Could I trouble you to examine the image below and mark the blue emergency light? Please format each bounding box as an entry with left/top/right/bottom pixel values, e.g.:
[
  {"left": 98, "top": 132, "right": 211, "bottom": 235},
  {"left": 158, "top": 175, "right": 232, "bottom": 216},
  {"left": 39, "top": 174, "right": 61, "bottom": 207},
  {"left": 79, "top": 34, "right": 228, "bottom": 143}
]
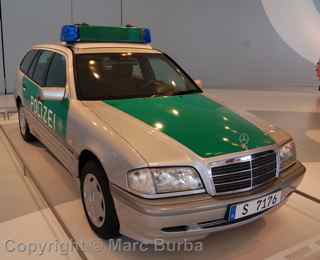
[
  {"left": 60, "top": 24, "right": 152, "bottom": 44},
  {"left": 60, "top": 25, "right": 79, "bottom": 43}
]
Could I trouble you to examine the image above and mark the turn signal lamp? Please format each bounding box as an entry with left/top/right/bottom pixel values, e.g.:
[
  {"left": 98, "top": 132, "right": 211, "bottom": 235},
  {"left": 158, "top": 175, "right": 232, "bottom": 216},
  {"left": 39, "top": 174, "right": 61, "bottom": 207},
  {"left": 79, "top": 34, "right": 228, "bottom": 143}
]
[{"left": 60, "top": 24, "right": 152, "bottom": 44}]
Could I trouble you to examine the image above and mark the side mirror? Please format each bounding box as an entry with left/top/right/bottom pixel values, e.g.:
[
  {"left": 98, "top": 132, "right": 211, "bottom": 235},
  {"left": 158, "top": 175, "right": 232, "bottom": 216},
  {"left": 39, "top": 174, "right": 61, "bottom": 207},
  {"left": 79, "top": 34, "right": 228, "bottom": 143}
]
[
  {"left": 38, "top": 87, "right": 66, "bottom": 101},
  {"left": 194, "top": 79, "right": 204, "bottom": 89}
]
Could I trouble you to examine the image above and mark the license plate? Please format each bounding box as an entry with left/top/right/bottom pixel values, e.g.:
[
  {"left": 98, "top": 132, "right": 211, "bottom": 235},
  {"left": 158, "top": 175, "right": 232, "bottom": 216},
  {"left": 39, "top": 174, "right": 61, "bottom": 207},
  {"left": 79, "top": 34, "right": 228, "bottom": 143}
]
[{"left": 229, "top": 191, "right": 282, "bottom": 221}]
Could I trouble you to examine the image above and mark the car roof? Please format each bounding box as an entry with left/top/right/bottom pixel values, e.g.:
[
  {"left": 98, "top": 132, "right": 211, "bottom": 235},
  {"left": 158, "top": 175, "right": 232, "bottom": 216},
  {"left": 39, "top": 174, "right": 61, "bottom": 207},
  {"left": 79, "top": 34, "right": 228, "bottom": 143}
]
[
  {"left": 32, "top": 43, "right": 160, "bottom": 54},
  {"left": 32, "top": 43, "right": 70, "bottom": 53}
]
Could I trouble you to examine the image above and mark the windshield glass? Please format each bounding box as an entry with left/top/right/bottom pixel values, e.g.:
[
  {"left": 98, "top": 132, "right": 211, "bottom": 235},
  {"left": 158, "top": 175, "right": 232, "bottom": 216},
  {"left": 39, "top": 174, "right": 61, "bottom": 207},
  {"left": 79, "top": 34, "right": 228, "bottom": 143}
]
[{"left": 75, "top": 52, "right": 201, "bottom": 100}]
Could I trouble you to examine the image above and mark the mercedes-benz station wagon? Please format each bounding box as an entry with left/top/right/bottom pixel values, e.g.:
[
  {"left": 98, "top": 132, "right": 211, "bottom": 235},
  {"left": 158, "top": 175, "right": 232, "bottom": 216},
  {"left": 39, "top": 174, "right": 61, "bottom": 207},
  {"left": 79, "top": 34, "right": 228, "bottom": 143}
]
[{"left": 15, "top": 24, "right": 305, "bottom": 243}]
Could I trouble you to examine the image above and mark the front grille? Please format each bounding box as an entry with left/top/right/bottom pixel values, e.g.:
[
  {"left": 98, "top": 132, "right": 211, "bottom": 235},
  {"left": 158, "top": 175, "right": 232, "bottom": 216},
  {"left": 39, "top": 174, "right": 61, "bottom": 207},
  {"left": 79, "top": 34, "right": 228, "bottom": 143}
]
[{"left": 212, "top": 150, "right": 278, "bottom": 194}]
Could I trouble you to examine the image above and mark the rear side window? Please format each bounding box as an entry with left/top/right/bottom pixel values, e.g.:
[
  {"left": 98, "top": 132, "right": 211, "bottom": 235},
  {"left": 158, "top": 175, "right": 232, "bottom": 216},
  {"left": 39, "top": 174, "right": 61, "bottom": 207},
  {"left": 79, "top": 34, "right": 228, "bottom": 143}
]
[
  {"left": 27, "top": 51, "right": 40, "bottom": 79},
  {"left": 20, "top": 50, "right": 37, "bottom": 74},
  {"left": 45, "top": 53, "right": 67, "bottom": 88},
  {"left": 32, "top": 51, "right": 54, "bottom": 85}
]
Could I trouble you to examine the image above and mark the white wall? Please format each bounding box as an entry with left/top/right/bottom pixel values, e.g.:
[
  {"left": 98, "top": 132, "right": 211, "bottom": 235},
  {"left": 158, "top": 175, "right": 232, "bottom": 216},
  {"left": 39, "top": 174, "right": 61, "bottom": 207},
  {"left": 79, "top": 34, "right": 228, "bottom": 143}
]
[
  {"left": 72, "top": 0, "right": 120, "bottom": 25},
  {"left": 262, "top": 0, "right": 320, "bottom": 63},
  {"left": 1, "top": 0, "right": 120, "bottom": 94},
  {"left": 0, "top": 0, "right": 318, "bottom": 94},
  {"left": 124, "top": 0, "right": 316, "bottom": 88},
  {"left": 2, "top": 0, "right": 70, "bottom": 94}
]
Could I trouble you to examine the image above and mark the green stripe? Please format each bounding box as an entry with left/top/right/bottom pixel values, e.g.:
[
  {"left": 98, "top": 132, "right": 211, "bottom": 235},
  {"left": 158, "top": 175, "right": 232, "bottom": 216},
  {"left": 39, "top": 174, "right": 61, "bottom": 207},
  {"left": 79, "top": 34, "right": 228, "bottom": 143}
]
[
  {"left": 103, "top": 94, "right": 275, "bottom": 158},
  {"left": 22, "top": 77, "right": 69, "bottom": 138},
  {"left": 79, "top": 26, "right": 144, "bottom": 43}
]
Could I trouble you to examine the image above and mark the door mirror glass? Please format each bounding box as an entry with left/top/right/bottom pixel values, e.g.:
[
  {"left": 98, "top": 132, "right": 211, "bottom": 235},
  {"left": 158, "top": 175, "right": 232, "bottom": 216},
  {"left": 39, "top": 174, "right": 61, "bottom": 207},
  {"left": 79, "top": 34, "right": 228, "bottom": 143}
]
[
  {"left": 194, "top": 79, "right": 204, "bottom": 89},
  {"left": 39, "top": 87, "right": 66, "bottom": 101}
]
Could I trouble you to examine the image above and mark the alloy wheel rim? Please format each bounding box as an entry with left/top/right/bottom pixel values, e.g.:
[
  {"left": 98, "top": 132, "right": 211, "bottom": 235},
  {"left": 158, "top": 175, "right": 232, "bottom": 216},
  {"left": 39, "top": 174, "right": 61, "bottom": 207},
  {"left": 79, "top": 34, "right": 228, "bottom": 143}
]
[{"left": 83, "top": 173, "right": 106, "bottom": 228}]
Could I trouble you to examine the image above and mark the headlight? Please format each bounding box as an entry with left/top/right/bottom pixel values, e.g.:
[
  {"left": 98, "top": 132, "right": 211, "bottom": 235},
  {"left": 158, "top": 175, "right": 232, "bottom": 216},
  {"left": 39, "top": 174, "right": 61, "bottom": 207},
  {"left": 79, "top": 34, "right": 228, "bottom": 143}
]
[
  {"left": 279, "top": 141, "right": 296, "bottom": 171},
  {"left": 127, "top": 167, "right": 204, "bottom": 197}
]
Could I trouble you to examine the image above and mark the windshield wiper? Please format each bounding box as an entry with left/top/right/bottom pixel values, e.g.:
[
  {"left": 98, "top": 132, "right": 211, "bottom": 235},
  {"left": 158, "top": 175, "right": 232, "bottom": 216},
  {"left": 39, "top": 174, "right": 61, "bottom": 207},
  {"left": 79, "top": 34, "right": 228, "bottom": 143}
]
[{"left": 173, "top": 89, "right": 201, "bottom": 96}]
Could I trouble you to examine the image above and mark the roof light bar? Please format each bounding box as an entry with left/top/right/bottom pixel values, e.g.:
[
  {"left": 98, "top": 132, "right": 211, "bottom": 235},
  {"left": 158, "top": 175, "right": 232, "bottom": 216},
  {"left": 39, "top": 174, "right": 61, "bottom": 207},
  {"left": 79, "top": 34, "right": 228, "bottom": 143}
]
[{"left": 60, "top": 24, "right": 152, "bottom": 44}]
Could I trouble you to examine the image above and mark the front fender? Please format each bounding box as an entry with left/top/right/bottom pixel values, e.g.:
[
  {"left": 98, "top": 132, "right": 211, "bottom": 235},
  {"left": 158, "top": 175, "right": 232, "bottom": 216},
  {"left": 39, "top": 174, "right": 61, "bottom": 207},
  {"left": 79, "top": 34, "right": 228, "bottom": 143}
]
[{"left": 67, "top": 100, "right": 147, "bottom": 188}]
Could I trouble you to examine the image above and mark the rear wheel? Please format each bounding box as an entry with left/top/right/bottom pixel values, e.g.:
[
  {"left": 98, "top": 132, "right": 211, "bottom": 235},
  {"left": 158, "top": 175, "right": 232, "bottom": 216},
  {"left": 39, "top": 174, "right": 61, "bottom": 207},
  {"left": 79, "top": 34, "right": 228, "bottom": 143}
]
[
  {"left": 80, "top": 160, "right": 120, "bottom": 239},
  {"left": 18, "top": 105, "right": 35, "bottom": 142}
]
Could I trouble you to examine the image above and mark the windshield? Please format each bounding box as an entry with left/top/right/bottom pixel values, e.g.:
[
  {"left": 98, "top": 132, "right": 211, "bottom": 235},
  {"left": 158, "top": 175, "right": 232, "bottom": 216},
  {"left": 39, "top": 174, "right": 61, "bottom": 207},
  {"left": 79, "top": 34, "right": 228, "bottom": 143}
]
[{"left": 75, "top": 52, "right": 201, "bottom": 100}]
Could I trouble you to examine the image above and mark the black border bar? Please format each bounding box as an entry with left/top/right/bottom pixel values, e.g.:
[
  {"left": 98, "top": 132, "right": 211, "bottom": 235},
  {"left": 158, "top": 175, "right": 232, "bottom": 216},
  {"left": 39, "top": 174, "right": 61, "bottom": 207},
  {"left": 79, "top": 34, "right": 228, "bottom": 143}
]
[{"left": 0, "top": 0, "right": 7, "bottom": 95}]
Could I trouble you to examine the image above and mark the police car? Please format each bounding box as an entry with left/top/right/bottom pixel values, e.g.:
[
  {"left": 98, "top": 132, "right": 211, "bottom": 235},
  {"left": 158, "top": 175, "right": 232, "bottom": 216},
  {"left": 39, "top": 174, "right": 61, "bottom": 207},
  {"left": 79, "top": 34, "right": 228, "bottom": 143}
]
[{"left": 15, "top": 24, "right": 305, "bottom": 242}]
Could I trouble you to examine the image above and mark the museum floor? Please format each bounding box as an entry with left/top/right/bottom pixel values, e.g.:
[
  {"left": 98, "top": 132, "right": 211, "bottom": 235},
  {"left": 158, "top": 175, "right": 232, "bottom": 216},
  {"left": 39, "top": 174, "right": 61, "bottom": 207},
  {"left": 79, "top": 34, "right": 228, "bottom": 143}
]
[{"left": 0, "top": 87, "right": 319, "bottom": 260}]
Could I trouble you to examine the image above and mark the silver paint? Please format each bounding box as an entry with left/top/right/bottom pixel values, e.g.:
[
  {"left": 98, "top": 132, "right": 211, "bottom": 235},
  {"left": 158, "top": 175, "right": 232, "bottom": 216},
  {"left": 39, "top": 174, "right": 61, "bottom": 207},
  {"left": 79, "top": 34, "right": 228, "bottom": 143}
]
[
  {"left": 38, "top": 87, "right": 66, "bottom": 101},
  {"left": 15, "top": 43, "right": 304, "bottom": 242}
]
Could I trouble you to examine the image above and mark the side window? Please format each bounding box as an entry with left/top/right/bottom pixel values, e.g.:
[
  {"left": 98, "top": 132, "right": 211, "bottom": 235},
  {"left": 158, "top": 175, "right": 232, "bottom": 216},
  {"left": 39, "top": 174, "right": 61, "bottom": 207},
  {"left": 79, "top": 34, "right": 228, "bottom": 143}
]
[
  {"left": 20, "top": 50, "right": 37, "bottom": 74},
  {"left": 45, "top": 53, "right": 67, "bottom": 88},
  {"left": 27, "top": 51, "right": 40, "bottom": 79},
  {"left": 32, "top": 51, "right": 53, "bottom": 85}
]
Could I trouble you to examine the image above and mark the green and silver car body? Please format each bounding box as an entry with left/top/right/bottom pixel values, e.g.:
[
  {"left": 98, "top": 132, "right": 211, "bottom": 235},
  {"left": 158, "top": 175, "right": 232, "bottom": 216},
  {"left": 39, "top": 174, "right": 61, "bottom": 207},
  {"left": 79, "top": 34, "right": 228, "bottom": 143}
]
[{"left": 15, "top": 42, "right": 305, "bottom": 243}]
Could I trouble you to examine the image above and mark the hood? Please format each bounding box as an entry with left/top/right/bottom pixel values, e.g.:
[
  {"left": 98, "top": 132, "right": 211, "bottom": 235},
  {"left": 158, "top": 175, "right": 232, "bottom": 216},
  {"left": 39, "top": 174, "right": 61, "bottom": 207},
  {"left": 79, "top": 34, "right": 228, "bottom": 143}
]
[{"left": 99, "top": 94, "right": 275, "bottom": 158}]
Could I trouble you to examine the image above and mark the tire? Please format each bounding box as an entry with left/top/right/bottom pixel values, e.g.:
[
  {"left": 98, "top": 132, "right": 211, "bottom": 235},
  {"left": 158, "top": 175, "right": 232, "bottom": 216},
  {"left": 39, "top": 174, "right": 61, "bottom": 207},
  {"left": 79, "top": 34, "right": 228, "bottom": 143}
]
[
  {"left": 80, "top": 160, "right": 120, "bottom": 239},
  {"left": 18, "top": 105, "right": 36, "bottom": 142}
]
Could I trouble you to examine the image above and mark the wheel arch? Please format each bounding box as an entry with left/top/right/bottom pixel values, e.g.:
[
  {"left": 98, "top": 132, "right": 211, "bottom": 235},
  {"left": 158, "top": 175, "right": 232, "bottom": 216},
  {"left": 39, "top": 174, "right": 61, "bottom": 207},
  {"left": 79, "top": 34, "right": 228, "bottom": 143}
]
[
  {"left": 78, "top": 148, "right": 120, "bottom": 238},
  {"left": 78, "top": 149, "right": 105, "bottom": 179}
]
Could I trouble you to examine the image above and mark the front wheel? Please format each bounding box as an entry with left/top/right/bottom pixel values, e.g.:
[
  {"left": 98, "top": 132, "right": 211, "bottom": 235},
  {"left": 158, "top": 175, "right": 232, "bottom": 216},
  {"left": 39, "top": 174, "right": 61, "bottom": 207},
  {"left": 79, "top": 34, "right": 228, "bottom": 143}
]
[
  {"left": 80, "top": 160, "right": 120, "bottom": 239},
  {"left": 18, "top": 105, "right": 36, "bottom": 142}
]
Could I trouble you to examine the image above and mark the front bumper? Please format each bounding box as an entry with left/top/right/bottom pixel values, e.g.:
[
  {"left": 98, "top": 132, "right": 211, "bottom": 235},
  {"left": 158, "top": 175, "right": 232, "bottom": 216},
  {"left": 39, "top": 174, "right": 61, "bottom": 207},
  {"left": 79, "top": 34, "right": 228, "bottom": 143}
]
[{"left": 111, "top": 161, "right": 305, "bottom": 243}]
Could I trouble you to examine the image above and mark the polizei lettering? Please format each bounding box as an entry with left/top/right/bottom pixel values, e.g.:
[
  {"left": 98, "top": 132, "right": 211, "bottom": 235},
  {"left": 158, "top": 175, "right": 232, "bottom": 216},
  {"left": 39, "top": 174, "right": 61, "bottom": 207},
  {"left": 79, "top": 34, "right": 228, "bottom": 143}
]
[{"left": 30, "top": 96, "right": 56, "bottom": 130}]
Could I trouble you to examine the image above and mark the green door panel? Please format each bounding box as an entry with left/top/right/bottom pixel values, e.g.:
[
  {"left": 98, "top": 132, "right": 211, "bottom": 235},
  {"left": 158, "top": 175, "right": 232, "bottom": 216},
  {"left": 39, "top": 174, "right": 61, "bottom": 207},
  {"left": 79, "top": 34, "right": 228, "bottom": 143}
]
[
  {"left": 104, "top": 94, "right": 275, "bottom": 158},
  {"left": 22, "top": 76, "right": 69, "bottom": 138}
]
